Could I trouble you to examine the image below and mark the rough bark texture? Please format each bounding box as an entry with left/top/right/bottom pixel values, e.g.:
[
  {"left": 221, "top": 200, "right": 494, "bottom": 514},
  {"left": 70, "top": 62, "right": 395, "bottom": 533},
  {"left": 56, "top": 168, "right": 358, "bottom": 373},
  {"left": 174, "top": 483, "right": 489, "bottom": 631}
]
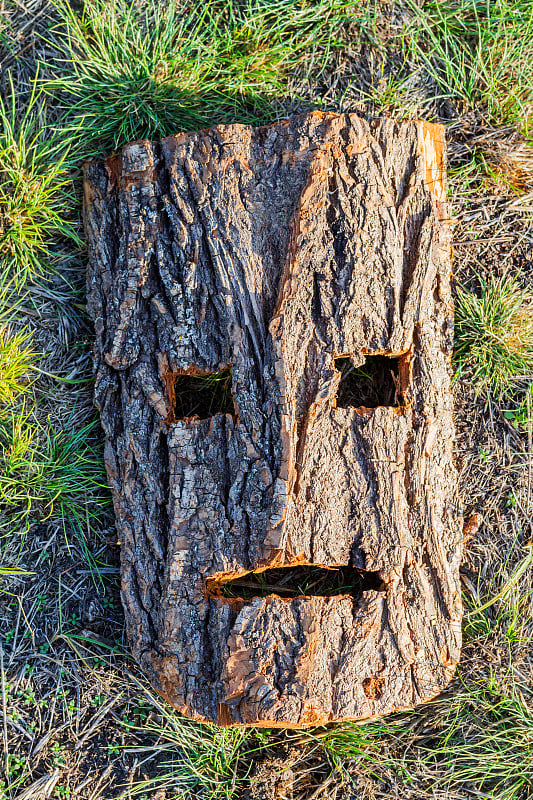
[{"left": 84, "top": 111, "right": 463, "bottom": 727}]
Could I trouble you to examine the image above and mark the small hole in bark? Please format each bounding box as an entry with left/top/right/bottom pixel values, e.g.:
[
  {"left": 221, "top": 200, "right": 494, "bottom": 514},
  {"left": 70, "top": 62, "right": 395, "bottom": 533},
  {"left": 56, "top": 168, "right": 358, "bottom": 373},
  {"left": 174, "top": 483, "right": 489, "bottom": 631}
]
[
  {"left": 335, "top": 355, "right": 400, "bottom": 408},
  {"left": 362, "top": 676, "right": 385, "bottom": 700},
  {"left": 206, "top": 565, "right": 385, "bottom": 601},
  {"left": 172, "top": 369, "right": 235, "bottom": 420}
]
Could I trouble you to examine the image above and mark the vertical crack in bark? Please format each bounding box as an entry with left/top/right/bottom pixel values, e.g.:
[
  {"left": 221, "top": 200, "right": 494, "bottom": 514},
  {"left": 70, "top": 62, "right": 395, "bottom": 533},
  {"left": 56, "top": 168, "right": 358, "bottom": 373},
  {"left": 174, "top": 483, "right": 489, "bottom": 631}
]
[
  {"left": 157, "top": 427, "right": 170, "bottom": 572},
  {"left": 400, "top": 199, "right": 433, "bottom": 317},
  {"left": 292, "top": 341, "right": 321, "bottom": 499}
]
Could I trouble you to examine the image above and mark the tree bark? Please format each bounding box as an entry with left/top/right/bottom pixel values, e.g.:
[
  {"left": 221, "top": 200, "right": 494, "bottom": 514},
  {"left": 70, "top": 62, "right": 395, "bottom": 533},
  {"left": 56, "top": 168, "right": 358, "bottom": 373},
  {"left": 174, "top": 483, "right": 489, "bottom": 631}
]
[{"left": 84, "top": 111, "right": 463, "bottom": 727}]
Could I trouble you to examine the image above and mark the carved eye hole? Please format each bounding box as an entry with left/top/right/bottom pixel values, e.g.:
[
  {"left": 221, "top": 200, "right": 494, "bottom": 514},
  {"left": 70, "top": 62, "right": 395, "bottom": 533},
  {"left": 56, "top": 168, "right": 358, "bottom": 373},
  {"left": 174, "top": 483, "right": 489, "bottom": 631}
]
[
  {"left": 205, "top": 565, "right": 385, "bottom": 601},
  {"left": 335, "top": 355, "right": 401, "bottom": 409},
  {"left": 171, "top": 368, "right": 235, "bottom": 421}
]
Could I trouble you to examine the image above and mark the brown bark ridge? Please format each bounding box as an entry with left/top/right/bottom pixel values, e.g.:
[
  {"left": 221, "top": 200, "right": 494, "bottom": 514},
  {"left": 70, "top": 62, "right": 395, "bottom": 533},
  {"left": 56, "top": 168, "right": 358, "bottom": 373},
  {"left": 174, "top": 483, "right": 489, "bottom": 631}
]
[{"left": 83, "top": 111, "right": 463, "bottom": 728}]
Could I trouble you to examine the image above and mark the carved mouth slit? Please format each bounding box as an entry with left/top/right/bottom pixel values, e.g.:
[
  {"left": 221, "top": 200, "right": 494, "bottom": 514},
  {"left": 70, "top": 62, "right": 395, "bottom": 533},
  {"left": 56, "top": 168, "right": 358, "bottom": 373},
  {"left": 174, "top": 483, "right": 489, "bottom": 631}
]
[
  {"left": 206, "top": 565, "right": 385, "bottom": 600},
  {"left": 171, "top": 368, "right": 235, "bottom": 420},
  {"left": 335, "top": 355, "right": 401, "bottom": 408}
]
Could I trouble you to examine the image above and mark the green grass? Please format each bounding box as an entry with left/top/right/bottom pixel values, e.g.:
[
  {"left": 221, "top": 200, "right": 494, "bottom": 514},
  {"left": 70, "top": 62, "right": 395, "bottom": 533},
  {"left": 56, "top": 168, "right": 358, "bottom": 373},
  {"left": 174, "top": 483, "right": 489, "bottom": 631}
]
[
  {"left": 297, "top": 716, "right": 401, "bottom": 779},
  {"left": 0, "top": 75, "right": 81, "bottom": 288},
  {"left": 45, "top": 0, "right": 359, "bottom": 151},
  {"left": 0, "top": 329, "right": 36, "bottom": 404},
  {"left": 0, "top": 409, "right": 109, "bottom": 559},
  {"left": 454, "top": 274, "right": 533, "bottom": 395},
  {"left": 0, "top": 13, "right": 15, "bottom": 57},
  {"left": 299, "top": 671, "right": 533, "bottom": 800},
  {"left": 406, "top": 0, "right": 533, "bottom": 134},
  {"left": 0, "top": 71, "right": 106, "bottom": 576},
  {"left": 408, "top": 562, "right": 533, "bottom": 799},
  {"left": 462, "top": 534, "right": 533, "bottom": 661},
  {"left": 410, "top": 676, "right": 533, "bottom": 800}
]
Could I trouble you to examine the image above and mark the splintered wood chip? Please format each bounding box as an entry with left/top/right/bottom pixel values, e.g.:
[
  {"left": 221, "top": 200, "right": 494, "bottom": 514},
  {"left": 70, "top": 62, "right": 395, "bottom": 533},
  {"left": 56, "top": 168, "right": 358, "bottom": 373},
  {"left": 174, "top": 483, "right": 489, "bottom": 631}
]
[{"left": 83, "top": 111, "right": 463, "bottom": 727}]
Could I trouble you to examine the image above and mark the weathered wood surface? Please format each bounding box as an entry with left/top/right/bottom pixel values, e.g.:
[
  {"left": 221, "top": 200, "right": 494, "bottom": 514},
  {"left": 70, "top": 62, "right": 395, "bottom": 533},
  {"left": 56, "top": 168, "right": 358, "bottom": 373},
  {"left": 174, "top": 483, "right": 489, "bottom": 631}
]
[{"left": 84, "top": 111, "right": 463, "bottom": 727}]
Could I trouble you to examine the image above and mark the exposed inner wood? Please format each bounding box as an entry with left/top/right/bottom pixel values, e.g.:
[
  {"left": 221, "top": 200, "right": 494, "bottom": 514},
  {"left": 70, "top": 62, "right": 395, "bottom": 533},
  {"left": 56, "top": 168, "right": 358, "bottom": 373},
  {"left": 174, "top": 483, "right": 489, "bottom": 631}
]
[
  {"left": 83, "top": 111, "right": 463, "bottom": 728},
  {"left": 205, "top": 565, "right": 386, "bottom": 601}
]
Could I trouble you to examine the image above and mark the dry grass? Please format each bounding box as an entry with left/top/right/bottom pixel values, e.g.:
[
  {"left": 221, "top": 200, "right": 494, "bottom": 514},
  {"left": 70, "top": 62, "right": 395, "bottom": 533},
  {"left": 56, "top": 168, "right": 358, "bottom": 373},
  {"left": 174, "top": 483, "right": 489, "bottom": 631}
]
[{"left": 1, "top": 0, "right": 533, "bottom": 798}]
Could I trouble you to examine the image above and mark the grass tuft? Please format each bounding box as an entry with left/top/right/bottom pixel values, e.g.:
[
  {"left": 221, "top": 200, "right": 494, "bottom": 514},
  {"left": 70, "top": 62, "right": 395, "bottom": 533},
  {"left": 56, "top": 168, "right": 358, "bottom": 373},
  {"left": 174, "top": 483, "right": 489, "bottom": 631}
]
[
  {"left": 0, "top": 74, "right": 81, "bottom": 287},
  {"left": 0, "top": 328, "right": 36, "bottom": 404},
  {"left": 454, "top": 274, "right": 533, "bottom": 395},
  {"left": 413, "top": 677, "right": 533, "bottom": 800},
  {"left": 0, "top": 409, "right": 109, "bottom": 560},
  {"left": 407, "top": 0, "right": 533, "bottom": 133},
  {"left": 296, "top": 717, "right": 400, "bottom": 779},
  {"left": 483, "top": 143, "right": 533, "bottom": 194},
  {"left": 45, "top": 0, "right": 358, "bottom": 151}
]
